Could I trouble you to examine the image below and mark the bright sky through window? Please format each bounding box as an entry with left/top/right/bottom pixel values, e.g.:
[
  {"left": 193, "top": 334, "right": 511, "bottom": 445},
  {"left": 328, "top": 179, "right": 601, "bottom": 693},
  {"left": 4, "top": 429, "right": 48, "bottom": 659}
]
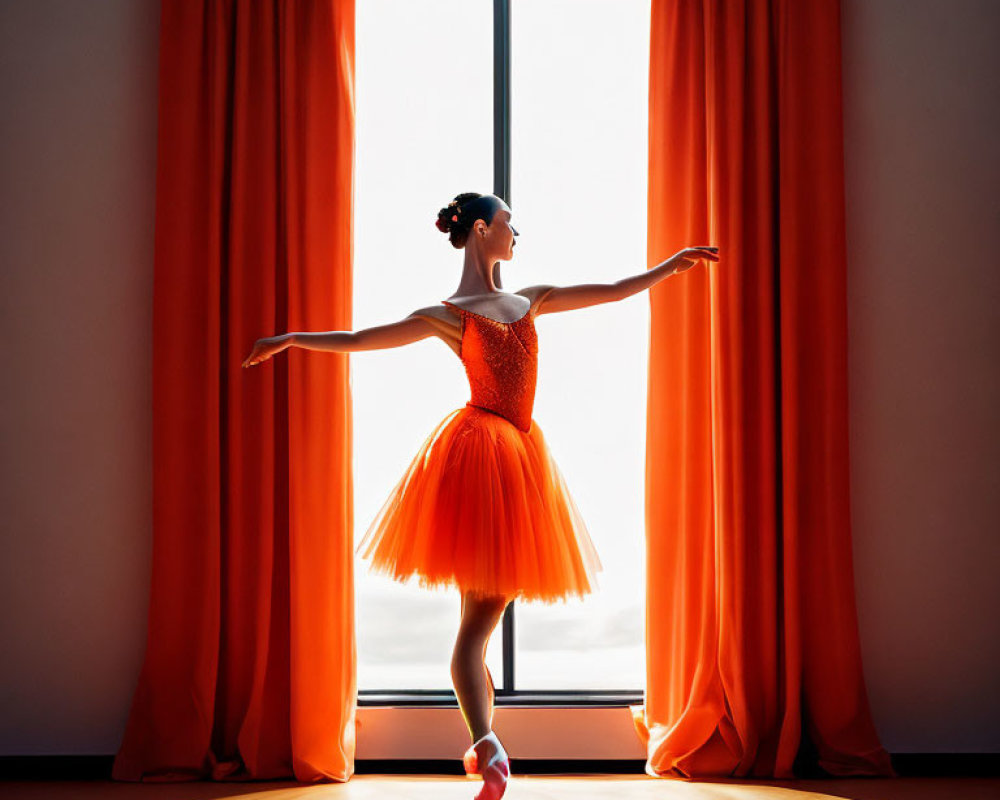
[{"left": 354, "top": 0, "right": 650, "bottom": 693}]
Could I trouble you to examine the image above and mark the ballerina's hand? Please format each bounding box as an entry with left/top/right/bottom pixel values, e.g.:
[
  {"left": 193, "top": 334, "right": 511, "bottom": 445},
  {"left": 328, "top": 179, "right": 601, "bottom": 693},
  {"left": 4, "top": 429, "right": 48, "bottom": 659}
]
[
  {"left": 242, "top": 334, "right": 291, "bottom": 368},
  {"left": 669, "top": 246, "right": 720, "bottom": 275}
]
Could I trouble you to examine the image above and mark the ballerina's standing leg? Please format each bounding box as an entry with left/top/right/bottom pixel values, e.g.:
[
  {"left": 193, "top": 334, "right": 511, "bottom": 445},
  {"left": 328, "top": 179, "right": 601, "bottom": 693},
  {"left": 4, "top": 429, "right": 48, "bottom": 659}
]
[
  {"left": 452, "top": 590, "right": 507, "bottom": 738},
  {"left": 452, "top": 590, "right": 512, "bottom": 798}
]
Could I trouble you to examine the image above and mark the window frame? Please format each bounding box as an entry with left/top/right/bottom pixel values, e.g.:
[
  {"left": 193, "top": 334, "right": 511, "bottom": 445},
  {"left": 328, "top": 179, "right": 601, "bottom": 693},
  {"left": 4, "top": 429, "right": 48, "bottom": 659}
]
[{"left": 357, "top": 0, "right": 642, "bottom": 710}]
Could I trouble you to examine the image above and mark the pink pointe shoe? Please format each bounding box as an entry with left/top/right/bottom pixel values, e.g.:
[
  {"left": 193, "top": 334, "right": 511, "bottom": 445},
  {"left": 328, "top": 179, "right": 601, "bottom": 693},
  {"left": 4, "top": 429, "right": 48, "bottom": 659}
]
[{"left": 462, "top": 730, "right": 510, "bottom": 800}]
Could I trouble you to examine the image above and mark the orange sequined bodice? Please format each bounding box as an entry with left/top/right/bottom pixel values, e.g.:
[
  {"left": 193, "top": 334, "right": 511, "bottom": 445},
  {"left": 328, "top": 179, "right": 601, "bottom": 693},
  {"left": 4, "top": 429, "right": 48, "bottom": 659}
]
[{"left": 442, "top": 300, "right": 538, "bottom": 433}]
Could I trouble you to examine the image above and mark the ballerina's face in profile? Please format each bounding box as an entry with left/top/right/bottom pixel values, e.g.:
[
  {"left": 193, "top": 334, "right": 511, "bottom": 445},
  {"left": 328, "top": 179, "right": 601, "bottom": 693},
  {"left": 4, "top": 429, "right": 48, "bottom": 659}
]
[{"left": 468, "top": 196, "right": 519, "bottom": 264}]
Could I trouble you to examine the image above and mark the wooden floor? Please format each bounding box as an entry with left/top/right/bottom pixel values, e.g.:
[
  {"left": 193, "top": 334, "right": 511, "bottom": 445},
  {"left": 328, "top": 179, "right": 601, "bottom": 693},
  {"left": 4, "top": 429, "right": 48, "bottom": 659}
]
[{"left": 2, "top": 775, "right": 998, "bottom": 800}]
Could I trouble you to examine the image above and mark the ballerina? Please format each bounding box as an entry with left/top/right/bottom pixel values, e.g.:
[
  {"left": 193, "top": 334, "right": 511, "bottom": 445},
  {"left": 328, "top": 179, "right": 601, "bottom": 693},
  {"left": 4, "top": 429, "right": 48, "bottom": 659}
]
[{"left": 243, "top": 191, "right": 719, "bottom": 799}]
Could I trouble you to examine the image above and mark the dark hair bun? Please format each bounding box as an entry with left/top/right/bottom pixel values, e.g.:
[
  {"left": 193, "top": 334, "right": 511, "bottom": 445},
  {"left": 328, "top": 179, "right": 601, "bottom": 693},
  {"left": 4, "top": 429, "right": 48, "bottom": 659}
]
[
  {"left": 435, "top": 193, "right": 484, "bottom": 249},
  {"left": 434, "top": 209, "right": 455, "bottom": 234}
]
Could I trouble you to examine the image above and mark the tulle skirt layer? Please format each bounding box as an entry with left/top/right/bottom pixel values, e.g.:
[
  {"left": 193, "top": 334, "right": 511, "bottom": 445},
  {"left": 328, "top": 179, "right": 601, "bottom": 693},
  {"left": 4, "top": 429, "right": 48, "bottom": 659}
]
[{"left": 356, "top": 404, "right": 603, "bottom": 604}]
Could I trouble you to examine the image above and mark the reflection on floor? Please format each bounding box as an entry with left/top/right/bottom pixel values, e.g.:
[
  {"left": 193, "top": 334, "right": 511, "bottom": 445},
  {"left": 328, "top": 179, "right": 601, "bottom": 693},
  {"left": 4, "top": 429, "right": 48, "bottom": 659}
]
[{"left": 2, "top": 775, "right": 999, "bottom": 800}]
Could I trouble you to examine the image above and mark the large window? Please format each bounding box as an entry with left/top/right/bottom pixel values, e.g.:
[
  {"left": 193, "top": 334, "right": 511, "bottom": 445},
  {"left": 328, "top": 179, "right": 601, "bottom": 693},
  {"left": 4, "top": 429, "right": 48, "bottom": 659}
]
[{"left": 355, "top": 0, "right": 651, "bottom": 699}]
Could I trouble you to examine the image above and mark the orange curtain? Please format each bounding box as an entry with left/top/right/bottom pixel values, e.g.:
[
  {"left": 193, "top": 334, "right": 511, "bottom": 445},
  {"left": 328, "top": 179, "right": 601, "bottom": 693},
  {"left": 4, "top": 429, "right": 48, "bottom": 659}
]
[
  {"left": 630, "top": 0, "right": 896, "bottom": 779},
  {"left": 113, "top": 0, "right": 357, "bottom": 783}
]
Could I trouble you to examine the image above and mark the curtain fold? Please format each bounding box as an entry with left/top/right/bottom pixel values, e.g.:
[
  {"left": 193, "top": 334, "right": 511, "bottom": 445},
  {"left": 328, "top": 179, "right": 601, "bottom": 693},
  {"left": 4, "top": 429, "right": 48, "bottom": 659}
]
[
  {"left": 630, "top": 0, "right": 896, "bottom": 779},
  {"left": 112, "top": 0, "right": 357, "bottom": 782}
]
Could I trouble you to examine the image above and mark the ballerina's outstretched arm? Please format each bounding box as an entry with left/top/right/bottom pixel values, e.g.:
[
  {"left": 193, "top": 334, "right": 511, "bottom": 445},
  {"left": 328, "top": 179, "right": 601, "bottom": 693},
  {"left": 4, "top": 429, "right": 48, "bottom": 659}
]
[
  {"left": 241, "top": 311, "right": 443, "bottom": 368},
  {"left": 521, "top": 245, "right": 720, "bottom": 317}
]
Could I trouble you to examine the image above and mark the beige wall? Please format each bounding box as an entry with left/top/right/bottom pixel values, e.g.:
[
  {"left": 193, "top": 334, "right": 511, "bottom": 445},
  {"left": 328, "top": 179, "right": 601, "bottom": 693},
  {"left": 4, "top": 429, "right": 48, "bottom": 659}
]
[
  {"left": 0, "top": 1, "right": 159, "bottom": 755},
  {"left": 842, "top": 0, "right": 1000, "bottom": 752},
  {"left": 0, "top": 0, "right": 996, "bottom": 756}
]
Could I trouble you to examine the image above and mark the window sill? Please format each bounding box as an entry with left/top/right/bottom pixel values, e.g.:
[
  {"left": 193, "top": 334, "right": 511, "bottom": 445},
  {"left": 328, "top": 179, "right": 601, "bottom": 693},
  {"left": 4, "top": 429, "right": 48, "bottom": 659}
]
[{"left": 356, "top": 700, "right": 648, "bottom": 760}]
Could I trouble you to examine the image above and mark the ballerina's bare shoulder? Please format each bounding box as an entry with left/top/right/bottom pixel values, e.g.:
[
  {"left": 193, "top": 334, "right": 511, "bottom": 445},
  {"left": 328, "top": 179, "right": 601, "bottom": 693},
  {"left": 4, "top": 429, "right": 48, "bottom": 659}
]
[{"left": 406, "top": 287, "right": 552, "bottom": 356}]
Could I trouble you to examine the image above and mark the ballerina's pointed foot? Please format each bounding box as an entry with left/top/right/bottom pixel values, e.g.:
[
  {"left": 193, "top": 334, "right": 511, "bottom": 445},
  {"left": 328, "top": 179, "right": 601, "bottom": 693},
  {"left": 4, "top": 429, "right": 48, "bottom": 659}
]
[{"left": 463, "top": 730, "right": 510, "bottom": 800}]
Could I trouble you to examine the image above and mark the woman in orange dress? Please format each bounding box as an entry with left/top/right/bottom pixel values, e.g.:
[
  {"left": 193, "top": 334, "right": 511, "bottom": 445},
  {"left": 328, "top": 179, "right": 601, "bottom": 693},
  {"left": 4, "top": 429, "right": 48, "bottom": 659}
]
[{"left": 243, "top": 192, "right": 718, "bottom": 799}]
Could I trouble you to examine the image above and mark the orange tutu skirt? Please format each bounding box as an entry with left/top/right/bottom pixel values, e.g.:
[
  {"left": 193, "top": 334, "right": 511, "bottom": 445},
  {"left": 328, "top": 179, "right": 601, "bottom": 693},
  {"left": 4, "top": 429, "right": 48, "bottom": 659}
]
[{"left": 356, "top": 405, "right": 603, "bottom": 604}]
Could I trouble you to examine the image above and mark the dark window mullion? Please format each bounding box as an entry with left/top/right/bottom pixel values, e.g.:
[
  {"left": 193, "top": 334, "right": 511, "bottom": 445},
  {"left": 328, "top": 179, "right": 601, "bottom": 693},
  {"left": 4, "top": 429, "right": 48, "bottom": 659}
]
[{"left": 493, "top": 0, "right": 516, "bottom": 695}]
